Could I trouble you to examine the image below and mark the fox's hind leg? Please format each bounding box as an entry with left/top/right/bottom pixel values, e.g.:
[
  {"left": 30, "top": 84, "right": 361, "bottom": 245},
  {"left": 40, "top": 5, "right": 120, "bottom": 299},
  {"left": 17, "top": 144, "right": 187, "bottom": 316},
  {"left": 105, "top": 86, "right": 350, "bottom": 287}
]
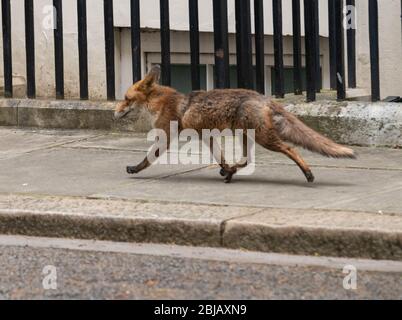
[
  {"left": 276, "top": 145, "right": 315, "bottom": 183},
  {"left": 257, "top": 132, "right": 314, "bottom": 183}
]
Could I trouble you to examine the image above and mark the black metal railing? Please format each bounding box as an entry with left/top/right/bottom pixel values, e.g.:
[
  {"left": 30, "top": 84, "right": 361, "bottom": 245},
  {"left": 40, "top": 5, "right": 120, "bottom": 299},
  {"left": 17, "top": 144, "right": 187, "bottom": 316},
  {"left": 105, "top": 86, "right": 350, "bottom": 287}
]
[
  {"left": 104, "top": 0, "right": 115, "bottom": 100},
  {"left": 131, "top": 0, "right": 141, "bottom": 84},
  {"left": 77, "top": 0, "right": 89, "bottom": 100},
  {"left": 254, "top": 0, "right": 265, "bottom": 95},
  {"left": 54, "top": 0, "right": 64, "bottom": 99},
  {"left": 369, "top": 0, "right": 380, "bottom": 102},
  {"left": 212, "top": 0, "right": 230, "bottom": 89},
  {"left": 346, "top": 0, "right": 356, "bottom": 89},
  {"left": 24, "top": 0, "right": 35, "bottom": 99},
  {"left": 189, "top": 0, "right": 200, "bottom": 91},
  {"left": 291, "top": 0, "right": 302, "bottom": 96},
  {"left": 334, "top": 0, "right": 346, "bottom": 100},
  {"left": 0, "top": 0, "right": 385, "bottom": 102},
  {"left": 235, "top": 0, "right": 253, "bottom": 91}
]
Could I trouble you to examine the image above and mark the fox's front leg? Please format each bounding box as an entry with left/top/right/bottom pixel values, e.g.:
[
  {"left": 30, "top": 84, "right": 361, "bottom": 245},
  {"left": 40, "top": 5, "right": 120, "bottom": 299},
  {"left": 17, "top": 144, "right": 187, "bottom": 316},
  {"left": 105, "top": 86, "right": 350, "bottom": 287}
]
[
  {"left": 127, "top": 133, "right": 170, "bottom": 175},
  {"left": 126, "top": 152, "right": 152, "bottom": 174},
  {"left": 204, "top": 137, "right": 236, "bottom": 183},
  {"left": 220, "top": 133, "right": 253, "bottom": 176},
  {"left": 217, "top": 133, "right": 254, "bottom": 183}
]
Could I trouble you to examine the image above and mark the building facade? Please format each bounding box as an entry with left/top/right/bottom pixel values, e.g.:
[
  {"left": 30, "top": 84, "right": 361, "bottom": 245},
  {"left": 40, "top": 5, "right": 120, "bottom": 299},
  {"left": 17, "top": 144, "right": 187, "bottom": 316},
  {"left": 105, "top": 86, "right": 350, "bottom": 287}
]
[{"left": 0, "top": 0, "right": 401, "bottom": 100}]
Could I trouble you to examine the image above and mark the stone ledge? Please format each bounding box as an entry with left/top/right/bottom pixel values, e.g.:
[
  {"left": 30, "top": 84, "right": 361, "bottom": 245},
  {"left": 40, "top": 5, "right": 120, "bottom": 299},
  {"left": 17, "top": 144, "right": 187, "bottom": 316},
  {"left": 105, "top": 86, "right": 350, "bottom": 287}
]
[
  {"left": 0, "top": 194, "right": 401, "bottom": 261},
  {"left": 285, "top": 101, "right": 402, "bottom": 147},
  {"left": 0, "top": 98, "right": 152, "bottom": 132},
  {"left": 0, "top": 98, "right": 401, "bottom": 147},
  {"left": 0, "top": 99, "right": 19, "bottom": 126}
]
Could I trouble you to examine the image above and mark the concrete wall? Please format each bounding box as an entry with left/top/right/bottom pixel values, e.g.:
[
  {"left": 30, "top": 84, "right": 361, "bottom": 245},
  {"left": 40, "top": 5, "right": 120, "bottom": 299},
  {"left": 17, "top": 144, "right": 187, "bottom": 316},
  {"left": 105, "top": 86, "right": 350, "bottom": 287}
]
[
  {"left": 0, "top": 0, "right": 108, "bottom": 99},
  {"left": 0, "top": 0, "right": 330, "bottom": 100},
  {"left": 114, "top": 0, "right": 329, "bottom": 36},
  {"left": 355, "top": 0, "right": 402, "bottom": 99}
]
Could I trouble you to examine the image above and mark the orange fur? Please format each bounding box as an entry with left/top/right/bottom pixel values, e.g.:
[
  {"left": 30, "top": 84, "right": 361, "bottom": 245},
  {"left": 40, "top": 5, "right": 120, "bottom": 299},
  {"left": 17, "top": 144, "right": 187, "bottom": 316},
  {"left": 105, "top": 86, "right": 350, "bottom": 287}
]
[{"left": 115, "top": 65, "right": 355, "bottom": 183}]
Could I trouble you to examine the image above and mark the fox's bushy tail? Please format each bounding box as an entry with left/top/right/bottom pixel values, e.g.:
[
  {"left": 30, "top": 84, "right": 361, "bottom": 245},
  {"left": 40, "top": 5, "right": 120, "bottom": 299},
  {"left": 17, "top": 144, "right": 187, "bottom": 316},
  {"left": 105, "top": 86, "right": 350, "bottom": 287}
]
[{"left": 270, "top": 102, "right": 356, "bottom": 159}]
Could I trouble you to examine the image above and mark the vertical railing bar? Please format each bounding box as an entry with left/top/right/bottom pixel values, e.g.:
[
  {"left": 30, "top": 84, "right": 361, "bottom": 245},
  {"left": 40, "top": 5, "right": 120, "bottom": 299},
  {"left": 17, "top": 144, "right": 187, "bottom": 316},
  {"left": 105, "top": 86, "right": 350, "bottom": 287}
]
[
  {"left": 292, "top": 0, "right": 302, "bottom": 95},
  {"left": 346, "top": 0, "right": 356, "bottom": 88},
  {"left": 243, "top": 0, "right": 253, "bottom": 90},
  {"left": 160, "top": 0, "right": 171, "bottom": 86},
  {"left": 235, "top": 0, "right": 253, "bottom": 90},
  {"left": 77, "top": 0, "right": 88, "bottom": 100},
  {"left": 273, "top": 0, "right": 284, "bottom": 98},
  {"left": 235, "top": 0, "right": 243, "bottom": 87},
  {"left": 53, "top": 0, "right": 64, "bottom": 99},
  {"left": 334, "top": 0, "right": 345, "bottom": 100},
  {"left": 24, "top": 0, "right": 36, "bottom": 98},
  {"left": 254, "top": 0, "right": 265, "bottom": 95},
  {"left": 212, "top": 0, "right": 230, "bottom": 89},
  {"left": 369, "top": 0, "right": 380, "bottom": 101},
  {"left": 304, "top": 0, "right": 316, "bottom": 102},
  {"left": 328, "top": 0, "right": 337, "bottom": 90},
  {"left": 1, "top": 0, "right": 12, "bottom": 98},
  {"left": 103, "top": 0, "right": 115, "bottom": 100},
  {"left": 131, "top": 0, "right": 141, "bottom": 83},
  {"left": 189, "top": 0, "right": 200, "bottom": 90},
  {"left": 313, "top": 0, "right": 321, "bottom": 93}
]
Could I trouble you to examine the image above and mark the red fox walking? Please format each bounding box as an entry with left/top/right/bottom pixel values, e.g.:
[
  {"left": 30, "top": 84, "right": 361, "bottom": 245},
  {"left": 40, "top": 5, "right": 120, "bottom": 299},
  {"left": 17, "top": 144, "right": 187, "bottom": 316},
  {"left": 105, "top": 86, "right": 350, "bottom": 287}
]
[{"left": 115, "top": 65, "right": 355, "bottom": 183}]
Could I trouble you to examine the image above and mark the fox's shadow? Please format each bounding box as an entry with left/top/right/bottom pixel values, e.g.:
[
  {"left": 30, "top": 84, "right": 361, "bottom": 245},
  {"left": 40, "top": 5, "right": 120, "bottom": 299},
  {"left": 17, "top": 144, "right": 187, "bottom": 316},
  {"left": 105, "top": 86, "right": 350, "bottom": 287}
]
[{"left": 128, "top": 174, "right": 355, "bottom": 188}]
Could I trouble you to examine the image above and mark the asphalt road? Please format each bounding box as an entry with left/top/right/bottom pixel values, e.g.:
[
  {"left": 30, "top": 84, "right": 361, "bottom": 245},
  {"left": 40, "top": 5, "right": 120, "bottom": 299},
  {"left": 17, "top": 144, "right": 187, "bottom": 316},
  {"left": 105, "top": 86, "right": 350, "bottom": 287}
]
[{"left": 0, "top": 236, "right": 401, "bottom": 300}]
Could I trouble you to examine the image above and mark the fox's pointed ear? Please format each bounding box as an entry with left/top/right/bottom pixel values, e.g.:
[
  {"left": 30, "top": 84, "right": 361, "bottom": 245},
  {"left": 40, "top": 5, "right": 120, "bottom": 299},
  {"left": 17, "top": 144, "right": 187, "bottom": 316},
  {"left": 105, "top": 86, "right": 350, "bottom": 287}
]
[{"left": 143, "top": 65, "right": 161, "bottom": 88}]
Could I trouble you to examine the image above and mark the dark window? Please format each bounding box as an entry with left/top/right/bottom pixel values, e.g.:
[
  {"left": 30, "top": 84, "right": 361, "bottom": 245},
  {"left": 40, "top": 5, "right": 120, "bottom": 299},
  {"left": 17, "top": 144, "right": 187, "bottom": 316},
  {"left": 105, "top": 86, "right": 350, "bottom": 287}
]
[
  {"left": 170, "top": 64, "right": 207, "bottom": 94},
  {"left": 213, "top": 65, "right": 257, "bottom": 90},
  {"left": 271, "top": 67, "right": 322, "bottom": 94}
]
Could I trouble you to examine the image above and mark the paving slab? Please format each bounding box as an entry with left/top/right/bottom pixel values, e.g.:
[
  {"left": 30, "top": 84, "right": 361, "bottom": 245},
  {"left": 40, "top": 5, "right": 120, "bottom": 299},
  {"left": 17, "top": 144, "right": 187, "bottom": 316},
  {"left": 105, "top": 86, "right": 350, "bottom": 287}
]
[
  {"left": 97, "top": 164, "right": 402, "bottom": 214},
  {"left": 65, "top": 132, "right": 152, "bottom": 152},
  {"left": 0, "top": 127, "right": 102, "bottom": 160},
  {"left": 0, "top": 147, "right": 205, "bottom": 196},
  {"left": 255, "top": 145, "right": 402, "bottom": 171}
]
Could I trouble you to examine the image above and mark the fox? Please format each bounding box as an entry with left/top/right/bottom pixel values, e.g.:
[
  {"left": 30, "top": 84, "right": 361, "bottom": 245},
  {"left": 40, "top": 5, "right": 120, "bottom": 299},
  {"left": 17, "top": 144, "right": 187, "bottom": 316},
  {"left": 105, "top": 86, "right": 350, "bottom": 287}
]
[{"left": 114, "top": 65, "right": 356, "bottom": 183}]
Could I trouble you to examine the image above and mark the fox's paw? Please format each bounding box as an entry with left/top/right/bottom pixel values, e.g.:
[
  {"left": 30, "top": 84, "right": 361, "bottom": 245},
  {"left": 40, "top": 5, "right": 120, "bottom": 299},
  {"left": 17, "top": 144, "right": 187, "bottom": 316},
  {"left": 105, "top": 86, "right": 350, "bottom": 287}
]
[
  {"left": 305, "top": 171, "right": 315, "bottom": 183},
  {"left": 220, "top": 168, "right": 237, "bottom": 184},
  {"left": 224, "top": 173, "right": 235, "bottom": 184},
  {"left": 127, "top": 166, "right": 140, "bottom": 174}
]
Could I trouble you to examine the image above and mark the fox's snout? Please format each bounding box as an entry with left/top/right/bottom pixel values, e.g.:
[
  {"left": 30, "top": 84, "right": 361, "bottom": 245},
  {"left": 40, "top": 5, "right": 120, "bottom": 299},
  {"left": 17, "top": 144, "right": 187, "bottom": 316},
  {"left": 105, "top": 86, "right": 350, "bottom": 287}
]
[
  {"left": 114, "top": 101, "right": 131, "bottom": 120},
  {"left": 114, "top": 109, "right": 130, "bottom": 120}
]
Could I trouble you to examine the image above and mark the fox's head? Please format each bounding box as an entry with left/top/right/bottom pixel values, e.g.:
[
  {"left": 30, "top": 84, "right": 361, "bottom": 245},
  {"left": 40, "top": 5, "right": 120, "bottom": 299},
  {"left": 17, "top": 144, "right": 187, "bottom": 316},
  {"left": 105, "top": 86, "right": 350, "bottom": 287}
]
[{"left": 114, "top": 65, "right": 161, "bottom": 120}]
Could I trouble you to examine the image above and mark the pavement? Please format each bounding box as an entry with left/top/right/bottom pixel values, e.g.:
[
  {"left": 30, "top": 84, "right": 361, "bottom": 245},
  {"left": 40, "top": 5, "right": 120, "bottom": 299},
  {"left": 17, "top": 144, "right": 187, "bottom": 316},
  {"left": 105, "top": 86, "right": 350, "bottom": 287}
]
[
  {"left": 0, "top": 127, "right": 402, "bottom": 260},
  {"left": 0, "top": 235, "right": 401, "bottom": 300}
]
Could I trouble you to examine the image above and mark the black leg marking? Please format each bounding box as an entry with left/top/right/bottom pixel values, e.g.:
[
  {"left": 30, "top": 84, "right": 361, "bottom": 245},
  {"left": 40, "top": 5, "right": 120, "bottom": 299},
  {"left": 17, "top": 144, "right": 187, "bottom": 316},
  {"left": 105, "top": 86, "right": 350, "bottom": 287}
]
[
  {"left": 127, "top": 166, "right": 140, "bottom": 174},
  {"left": 224, "top": 171, "right": 235, "bottom": 183},
  {"left": 305, "top": 171, "right": 315, "bottom": 183}
]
